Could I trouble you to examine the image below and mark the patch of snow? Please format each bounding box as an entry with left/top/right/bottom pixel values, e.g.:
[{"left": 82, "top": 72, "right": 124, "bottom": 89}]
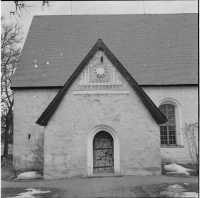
[
  {"left": 8, "top": 176, "right": 16, "bottom": 179},
  {"left": 167, "top": 184, "right": 184, "bottom": 189},
  {"left": 35, "top": 65, "right": 37, "bottom": 67},
  {"left": 180, "top": 192, "right": 198, "bottom": 198},
  {"left": 164, "top": 163, "right": 194, "bottom": 175},
  {"left": 10, "top": 188, "right": 50, "bottom": 198},
  {"left": 162, "top": 184, "right": 198, "bottom": 198},
  {"left": 166, "top": 184, "right": 186, "bottom": 193},
  {"left": 47, "top": 62, "right": 49, "bottom": 64},
  {"left": 183, "top": 183, "right": 190, "bottom": 185},
  {"left": 15, "top": 171, "right": 42, "bottom": 180}
]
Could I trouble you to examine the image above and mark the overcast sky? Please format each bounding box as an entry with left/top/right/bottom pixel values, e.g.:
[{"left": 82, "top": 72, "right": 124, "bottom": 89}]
[{"left": 1, "top": 1, "right": 198, "bottom": 44}]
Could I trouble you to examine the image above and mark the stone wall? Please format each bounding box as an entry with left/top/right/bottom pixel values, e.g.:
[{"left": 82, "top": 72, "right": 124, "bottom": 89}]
[
  {"left": 13, "top": 89, "right": 59, "bottom": 171},
  {"left": 142, "top": 86, "right": 198, "bottom": 164},
  {"left": 13, "top": 84, "right": 197, "bottom": 175},
  {"left": 43, "top": 71, "right": 161, "bottom": 179}
]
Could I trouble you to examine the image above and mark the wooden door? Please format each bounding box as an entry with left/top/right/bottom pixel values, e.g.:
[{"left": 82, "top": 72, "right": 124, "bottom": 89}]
[{"left": 93, "top": 131, "right": 114, "bottom": 174}]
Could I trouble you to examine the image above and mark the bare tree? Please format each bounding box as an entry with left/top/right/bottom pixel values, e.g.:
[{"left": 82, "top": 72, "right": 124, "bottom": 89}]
[
  {"left": 183, "top": 122, "right": 199, "bottom": 174},
  {"left": 1, "top": 16, "right": 23, "bottom": 159},
  {"left": 10, "top": 1, "right": 52, "bottom": 18}
]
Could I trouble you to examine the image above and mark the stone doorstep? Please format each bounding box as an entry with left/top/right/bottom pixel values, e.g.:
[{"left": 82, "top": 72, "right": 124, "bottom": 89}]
[{"left": 83, "top": 173, "right": 123, "bottom": 178}]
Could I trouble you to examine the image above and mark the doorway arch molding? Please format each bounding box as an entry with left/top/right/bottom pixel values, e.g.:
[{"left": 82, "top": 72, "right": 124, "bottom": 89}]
[{"left": 87, "top": 125, "right": 120, "bottom": 176}]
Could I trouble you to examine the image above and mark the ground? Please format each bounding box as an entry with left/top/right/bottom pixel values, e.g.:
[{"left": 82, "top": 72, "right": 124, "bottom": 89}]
[
  {"left": 1, "top": 155, "right": 199, "bottom": 197},
  {"left": 134, "top": 182, "right": 198, "bottom": 197},
  {"left": 2, "top": 175, "right": 198, "bottom": 197},
  {"left": 1, "top": 188, "right": 65, "bottom": 198}
]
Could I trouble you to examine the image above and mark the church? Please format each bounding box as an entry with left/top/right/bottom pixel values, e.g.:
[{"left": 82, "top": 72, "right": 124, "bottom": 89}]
[{"left": 11, "top": 14, "right": 198, "bottom": 179}]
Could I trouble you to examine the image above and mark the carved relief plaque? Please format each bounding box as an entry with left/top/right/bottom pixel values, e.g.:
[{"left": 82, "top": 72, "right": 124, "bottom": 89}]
[
  {"left": 74, "top": 50, "right": 129, "bottom": 94},
  {"left": 78, "top": 50, "right": 123, "bottom": 86}
]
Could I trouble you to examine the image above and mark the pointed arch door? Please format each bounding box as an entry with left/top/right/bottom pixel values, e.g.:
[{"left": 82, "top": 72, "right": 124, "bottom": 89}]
[{"left": 93, "top": 131, "right": 114, "bottom": 174}]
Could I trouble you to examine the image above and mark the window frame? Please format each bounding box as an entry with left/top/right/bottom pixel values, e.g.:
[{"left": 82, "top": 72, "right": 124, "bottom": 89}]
[
  {"left": 158, "top": 99, "right": 182, "bottom": 147},
  {"left": 159, "top": 104, "right": 176, "bottom": 145}
]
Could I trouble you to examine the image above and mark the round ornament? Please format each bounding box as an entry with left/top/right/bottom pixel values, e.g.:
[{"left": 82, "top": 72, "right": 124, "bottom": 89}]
[{"left": 94, "top": 65, "right": 107, "bottom": 77}]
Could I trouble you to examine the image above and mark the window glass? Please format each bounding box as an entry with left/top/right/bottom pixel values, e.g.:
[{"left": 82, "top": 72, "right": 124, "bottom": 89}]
[{"left": 159, "top": 104, "right": 176, "bottom": 145}]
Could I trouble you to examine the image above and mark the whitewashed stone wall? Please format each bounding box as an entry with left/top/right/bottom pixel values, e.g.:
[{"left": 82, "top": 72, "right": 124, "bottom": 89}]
[
  {"left": 13, "top": 83, "right": 197, "bottom": 175},
  {"left": 43, "top": 71, "right": 161, "bottom": 179},
  {"left": 142, "top": 86, "right": 198, "bottom": 164},
  {"left": 13, "top": 89, "right": 59, "bottom": 171}
]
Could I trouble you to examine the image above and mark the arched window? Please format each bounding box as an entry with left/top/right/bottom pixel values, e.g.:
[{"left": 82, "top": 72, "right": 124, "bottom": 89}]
[{"left": 159, "top": 104, "right": 176, "bottom": 145}]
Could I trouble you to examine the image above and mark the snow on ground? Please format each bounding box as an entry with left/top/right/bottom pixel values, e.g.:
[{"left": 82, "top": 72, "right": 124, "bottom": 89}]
[
  {"left": 161, "top": 184, "right": 198, "bottom": 198},
  {"left": 10, "top": 188, "right": 50, "bottom": 198},
  {"left": 15, "top": 171, "right": 42, "bottom": 179},
  {"left": 180, "top": 192, "right": 199, "bottom": 198},
  {"left": 164, "top": 163, "right": 195, "bottom": 175},
  {"left": 167, "top": 184, "right": 185, "bottom": 191}
]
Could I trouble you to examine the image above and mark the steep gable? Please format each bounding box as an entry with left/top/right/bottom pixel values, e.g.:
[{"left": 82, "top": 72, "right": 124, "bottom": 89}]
[{"left": 36, "top": 39, "right": 167, "bottom": 126}]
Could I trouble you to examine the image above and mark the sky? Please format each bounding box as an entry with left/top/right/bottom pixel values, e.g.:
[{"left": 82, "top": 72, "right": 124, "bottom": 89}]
[{"left": 1, "top": 1, "right": 198, "bottom": 45}]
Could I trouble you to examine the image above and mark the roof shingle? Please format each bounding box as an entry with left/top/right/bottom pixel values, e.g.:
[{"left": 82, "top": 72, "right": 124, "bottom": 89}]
[{"left": 11, "top": 14, "right": 198, "bottom": 88}]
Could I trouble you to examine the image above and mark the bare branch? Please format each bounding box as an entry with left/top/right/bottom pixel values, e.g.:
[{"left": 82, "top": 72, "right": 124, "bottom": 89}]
[
  {"left": 1, "top": 18, "right": 23, "bottom": 158},
  {"left": 183, "top": 122, "right": 199, "bottom": 174},
  {"left": 9, "top": 1, "right": 53, "bottom": 18}
]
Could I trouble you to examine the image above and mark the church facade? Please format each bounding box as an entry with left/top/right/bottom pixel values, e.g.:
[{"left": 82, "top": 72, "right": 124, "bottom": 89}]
[{"left": 11, "top": 14, "right": 198, "bottom": 179}]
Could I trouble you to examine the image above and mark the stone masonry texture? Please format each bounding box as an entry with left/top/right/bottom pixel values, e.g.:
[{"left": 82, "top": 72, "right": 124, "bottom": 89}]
[
  {"left": 143, "top": 86, "right": 198, "bottom": 164},
  {"left": 42, "top": 70, "right": 161, "bottom": 179},
  {"left": 13, "top": 89, "right": 59, "bottom": 171},
  {"left": 13, "top": 82, "right": 198, "bottom": 177}
]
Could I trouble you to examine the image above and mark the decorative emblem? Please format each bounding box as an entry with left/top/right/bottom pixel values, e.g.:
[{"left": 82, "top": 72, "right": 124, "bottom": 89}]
[
  {"left": 77, "top": 50, "right": 123, "bottom": 86},
  {"left": 94, "top": 65, "right": 107, "bottom": 77}
]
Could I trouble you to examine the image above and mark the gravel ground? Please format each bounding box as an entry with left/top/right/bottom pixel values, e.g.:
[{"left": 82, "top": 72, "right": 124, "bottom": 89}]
[{"left": 2, "top": 175, "right": 198, "bottom": 197}]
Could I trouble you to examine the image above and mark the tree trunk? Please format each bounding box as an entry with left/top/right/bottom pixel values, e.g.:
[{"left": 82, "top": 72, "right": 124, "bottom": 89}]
[
  {"left": 3, "top": 107, "right": 12, "bottom": 159},
  {"left": 3, "top": 115, "right": 9, "bottom": 159}
]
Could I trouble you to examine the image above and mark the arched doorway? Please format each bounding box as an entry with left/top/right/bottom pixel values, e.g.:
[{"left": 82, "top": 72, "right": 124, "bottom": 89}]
[
  {"left": 93, "top": 131, "right": 114, "bottom": 174},
  {"left": 87, "top": 125, "right": 120, "bottom": 176}
]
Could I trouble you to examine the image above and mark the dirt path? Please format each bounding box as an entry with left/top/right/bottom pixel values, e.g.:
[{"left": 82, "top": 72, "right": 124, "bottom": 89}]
[{"left": 2, "top": 175, "right": 198, "bottom": 197}]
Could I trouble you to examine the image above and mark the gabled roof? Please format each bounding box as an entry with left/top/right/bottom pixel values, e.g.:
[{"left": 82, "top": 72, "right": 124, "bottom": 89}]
[
  {"left": 11, "top": 14, "right": 198, "bottom": 89},
  {"left": 36, "top": 39, "right": 167, "bottom": 126}
]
